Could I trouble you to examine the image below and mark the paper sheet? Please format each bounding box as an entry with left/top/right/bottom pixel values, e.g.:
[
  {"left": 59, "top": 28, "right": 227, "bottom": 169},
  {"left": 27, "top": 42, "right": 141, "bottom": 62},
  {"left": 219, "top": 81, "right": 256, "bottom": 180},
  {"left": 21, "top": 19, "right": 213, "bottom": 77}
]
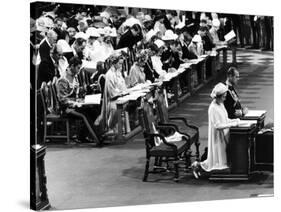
[
  {"left": 83, "top": 93, "right": 101, "bottom": 104},
  {"left": 237, "top": 120, "right": 257, "bottom": 127},
  {"left": 224, "top": 30, "right": 236, "bottom": 42},
  {"left": 244, "top": 110, "right": 266, "bottom": 118}
]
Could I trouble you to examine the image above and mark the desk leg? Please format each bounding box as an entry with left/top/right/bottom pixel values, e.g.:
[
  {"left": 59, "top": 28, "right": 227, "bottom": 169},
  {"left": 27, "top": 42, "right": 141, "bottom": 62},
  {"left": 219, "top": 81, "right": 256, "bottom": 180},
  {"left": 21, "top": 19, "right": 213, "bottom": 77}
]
[
  {"left": 232, "top": 47, "right": 237, "bottom": 66},
  {"left": 201, "top": 60, "right": 207, "bottom": 83},
  {"left": 211, "top": 56, "right": 217, "bottom": 78},
  {"left": 173, "top": 77, "right": 179, "bottom": 104},
  {"left": 117, "top": 104, "right": 125, "bottom": 142},
  {"left": 223, "top": 48, "right": 227, "bottom": 70}
]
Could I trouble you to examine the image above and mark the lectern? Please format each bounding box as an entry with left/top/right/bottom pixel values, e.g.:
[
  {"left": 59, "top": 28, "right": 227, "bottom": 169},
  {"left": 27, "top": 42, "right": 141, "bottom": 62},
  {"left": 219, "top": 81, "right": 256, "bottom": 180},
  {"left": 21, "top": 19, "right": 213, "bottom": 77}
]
[
  {"left": 30, "top": 145, "right": 50, "bottom": 210},
  {"left": 209, "top": 121, "right": 257, "bottom": 181}
]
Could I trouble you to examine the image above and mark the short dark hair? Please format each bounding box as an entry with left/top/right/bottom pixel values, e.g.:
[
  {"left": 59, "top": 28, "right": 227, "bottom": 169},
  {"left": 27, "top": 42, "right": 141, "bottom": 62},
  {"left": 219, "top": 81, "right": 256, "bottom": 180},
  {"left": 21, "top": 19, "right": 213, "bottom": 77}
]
[
  {"left": 199, "top": 26, "right": 209, "bottom": 32},
  {"left": 75, "top": 37, "right": 86, "bottom": 46},
  {"left": 227, "top": 66, "right": 238, "bottom": 77},
  {"left": 148, "top": 43, "right": 159, "bottom": 53},
  {"left": 69, "top": 56, "right": 82, "bottom": 67},
  {"left": 131, "top": 24, "right": 141, "bottom": 33}
]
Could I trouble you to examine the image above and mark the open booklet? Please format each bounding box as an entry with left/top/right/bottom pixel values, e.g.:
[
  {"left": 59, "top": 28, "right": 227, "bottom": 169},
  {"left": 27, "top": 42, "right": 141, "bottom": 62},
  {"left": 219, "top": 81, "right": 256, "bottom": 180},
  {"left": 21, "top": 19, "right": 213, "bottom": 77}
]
[
  {"left": 83, "top": 93, "right": 101, "bottom": 105},
  {"left": 244, "top": 110, "right": 266, "bottom": 118},
  {"left": 237, "top": 120, "right": 257, "bottom": 127}
]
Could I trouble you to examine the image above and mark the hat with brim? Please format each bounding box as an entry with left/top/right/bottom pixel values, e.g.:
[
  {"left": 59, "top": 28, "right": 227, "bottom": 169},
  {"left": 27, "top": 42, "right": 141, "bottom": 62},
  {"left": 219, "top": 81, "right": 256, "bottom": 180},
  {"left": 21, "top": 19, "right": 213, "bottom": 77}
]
[
  {"left": 192, "top": 34, "right": 201, "bottom": 43},
  {"left": 143, "top": 15, "right": 152, "bottom": 23},
  {"left": 154, "top": 39, "right": 165, "bottom": 48},
  {"left": 212, "top": 19, "right": 220, "bottom": 28},
  {"left": 123, "top": 17, "right": 142, "bottom": 27},
  {"left": 74, "top": 32, "right": 89, "bottom": 40},
  {"left": 162, "top": 30, "right": 178, "bottom": 41},
  {"left": 210, "top": 82, "right": 228, "bottom": 98},
  {"left": 92, "top": 21, "right": 107, "bottom": 28},
  {"left": 175, "top": 22, "right": 185, "bottom": 30},
  {"left": 86, "top": 27, "right": 100, "bottom": 38},
  {"left": 100, "top": 11, "right": 110, "bottom": 19},
  {"left": 146, "top": 29, "right": 157, "bottom": 42},
  {"left": 56, "top": 39, "right": 72, "bottom": 53}
]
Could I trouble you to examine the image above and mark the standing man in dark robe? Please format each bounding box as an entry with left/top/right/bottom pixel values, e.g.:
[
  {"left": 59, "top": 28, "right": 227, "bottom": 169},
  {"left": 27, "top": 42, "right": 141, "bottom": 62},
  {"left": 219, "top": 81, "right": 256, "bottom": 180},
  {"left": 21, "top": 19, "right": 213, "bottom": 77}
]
[{"left": 224, "top": 67, "right": 248, "bottom": 119}]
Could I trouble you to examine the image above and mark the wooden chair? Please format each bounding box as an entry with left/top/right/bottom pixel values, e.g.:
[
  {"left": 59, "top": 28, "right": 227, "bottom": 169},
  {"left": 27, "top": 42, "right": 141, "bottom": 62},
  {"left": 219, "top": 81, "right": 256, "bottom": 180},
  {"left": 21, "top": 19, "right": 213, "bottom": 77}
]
[
  {"left": 138, "top": 99, "right": 192, "bottom": 182},
  {"left": 40, "top": 81, "right": 70, "bottom": 144},
  {"left": 154, "top": 88, "right": 200, "bottom": 160}
]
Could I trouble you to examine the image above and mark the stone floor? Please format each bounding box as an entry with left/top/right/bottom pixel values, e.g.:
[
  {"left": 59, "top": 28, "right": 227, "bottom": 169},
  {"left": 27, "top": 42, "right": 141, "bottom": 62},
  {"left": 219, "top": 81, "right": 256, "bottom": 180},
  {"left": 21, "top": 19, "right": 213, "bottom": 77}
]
[{"left": 45, "top": 49, "right": 274, "bottom": 211}]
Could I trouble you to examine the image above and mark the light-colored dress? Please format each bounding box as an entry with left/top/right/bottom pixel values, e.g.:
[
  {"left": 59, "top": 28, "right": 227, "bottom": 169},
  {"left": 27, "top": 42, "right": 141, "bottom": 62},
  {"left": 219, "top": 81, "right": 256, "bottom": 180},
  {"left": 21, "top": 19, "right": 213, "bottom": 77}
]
[
  {"left": 95, "top": 66, "right": 127, "bottom": 130},
  {"left": 200, "top": 100, "right": 233, "bottom": 172},
  {"left": 127, "top": 63, "right": 146, "bottom": 88}
]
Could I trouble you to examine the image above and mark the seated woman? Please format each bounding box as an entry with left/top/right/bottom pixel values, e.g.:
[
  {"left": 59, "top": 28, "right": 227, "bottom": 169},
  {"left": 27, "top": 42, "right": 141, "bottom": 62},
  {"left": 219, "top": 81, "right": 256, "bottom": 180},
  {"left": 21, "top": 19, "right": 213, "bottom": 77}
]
[
  {"left": 149, "top": 40, "right": 167, "bottom": 78},
  {"left": 191, "top": 83, "right": 240, "bottom": 178},
  {"left": 95, "top": 52, "right": 128, "bottom": 133},
  {"left": 161, "top": 30, "right": 182, "bottom": 71},
  {"left": 56, "top": 56, "right": 102, "bottom": 145},
  {"left": 188, "top": 34, "right": 204, "bottom": 58},
  {"left": 127, "top": 50, "right": 147, "bottom": 88}
]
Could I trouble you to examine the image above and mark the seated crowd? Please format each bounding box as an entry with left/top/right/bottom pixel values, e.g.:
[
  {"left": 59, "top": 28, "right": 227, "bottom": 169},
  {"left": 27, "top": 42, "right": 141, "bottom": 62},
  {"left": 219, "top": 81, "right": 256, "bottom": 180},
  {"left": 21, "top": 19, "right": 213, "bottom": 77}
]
[{"left": 31, "top": 4, "right": 238, "bottom": 146}]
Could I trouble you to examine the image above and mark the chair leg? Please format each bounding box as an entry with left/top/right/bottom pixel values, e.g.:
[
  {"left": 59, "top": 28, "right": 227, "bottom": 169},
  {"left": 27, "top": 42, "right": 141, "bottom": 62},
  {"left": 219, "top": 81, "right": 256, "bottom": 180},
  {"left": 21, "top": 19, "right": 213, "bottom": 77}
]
[
  {"left": 43, "top": 118, "right": 47, "bottom": 144},
  {"left": 143, "top": 157, "right": 150, "bottom": 182},
  {"left": 174, "top": 158, "right": 179, "bottom": 182},
  {"left": 195, "top": 141, "right": 200, "bottom": 160},
  {"left": 66, "top": 119, "right": 70, "bottom": 144},
  {"left": 185, "top": 149, "right": 192, "bottom": 170}
]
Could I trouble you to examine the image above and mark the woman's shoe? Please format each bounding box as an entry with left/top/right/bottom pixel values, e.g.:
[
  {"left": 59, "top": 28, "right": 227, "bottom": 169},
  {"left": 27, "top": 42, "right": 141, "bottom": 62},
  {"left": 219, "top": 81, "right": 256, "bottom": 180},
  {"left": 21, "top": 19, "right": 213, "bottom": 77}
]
[{"left": 191, "top": 161, "right": 200, "bottom": 179}]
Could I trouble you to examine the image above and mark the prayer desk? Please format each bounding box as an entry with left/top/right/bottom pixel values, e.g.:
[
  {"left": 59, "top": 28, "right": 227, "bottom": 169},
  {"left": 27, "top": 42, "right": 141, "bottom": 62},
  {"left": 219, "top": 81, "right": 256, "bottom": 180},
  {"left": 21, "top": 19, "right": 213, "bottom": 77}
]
[
  {"left": 209, "top": 121, "right": 257, "bottom": 181},
  {"left": 240, "top": 110, "right": 266, "bottom": 131},
  {"left": 115, "top": 85, "right": 155, "bottom": 142}
]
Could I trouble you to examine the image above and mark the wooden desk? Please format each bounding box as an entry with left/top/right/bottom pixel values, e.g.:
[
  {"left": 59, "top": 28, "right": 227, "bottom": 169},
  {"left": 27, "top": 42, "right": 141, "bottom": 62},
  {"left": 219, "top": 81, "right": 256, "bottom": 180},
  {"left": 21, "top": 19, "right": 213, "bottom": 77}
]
[
  {"left": 209, "top": 122, "right": 257, "bottom": 181},
  {"left": 115, "top": 85, "right": 155, "bottom": 142}
]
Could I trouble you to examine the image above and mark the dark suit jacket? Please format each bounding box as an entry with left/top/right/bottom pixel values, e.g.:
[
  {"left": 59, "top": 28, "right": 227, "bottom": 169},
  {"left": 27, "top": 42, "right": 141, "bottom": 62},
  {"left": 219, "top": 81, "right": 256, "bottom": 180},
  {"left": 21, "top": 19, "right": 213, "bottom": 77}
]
[
  {"left": 161, "top": 48, "right": 181, "bottom": 71},
  {"left": 224, "top": 83, "right": 242, "bottom": 119},
  {"left": 117, "top": 30, "right": 143, "bottom": 49},
  {"left": 181, "top": 43, "right": 198, "bottom": 59},
  {"left": 143, "top": 58, "right": 159, "bottom": 83},
  {"left": 37, "top": 59, "right": 57, "bottom": 89},
  {"left": 39, "top": 40, "right": 52, "bottom": 62}
]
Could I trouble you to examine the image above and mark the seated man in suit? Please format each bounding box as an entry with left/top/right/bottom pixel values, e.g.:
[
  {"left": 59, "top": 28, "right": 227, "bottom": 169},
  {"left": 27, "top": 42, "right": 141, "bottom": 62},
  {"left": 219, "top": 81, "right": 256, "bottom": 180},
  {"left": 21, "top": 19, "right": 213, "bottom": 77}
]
[
  {"left": 224, "top": 67, "right": 248, "bottom": 119},
  {"left": 56, "top": 56, "right": 102, "bottom": 145}
]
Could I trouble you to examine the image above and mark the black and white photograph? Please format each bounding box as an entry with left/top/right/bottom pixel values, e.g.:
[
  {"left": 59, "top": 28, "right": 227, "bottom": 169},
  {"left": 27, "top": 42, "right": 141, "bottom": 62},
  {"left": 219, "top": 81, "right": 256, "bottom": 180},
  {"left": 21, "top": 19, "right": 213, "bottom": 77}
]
[{"left": 27, "top": 0, "right": 276, "bottom": 211}]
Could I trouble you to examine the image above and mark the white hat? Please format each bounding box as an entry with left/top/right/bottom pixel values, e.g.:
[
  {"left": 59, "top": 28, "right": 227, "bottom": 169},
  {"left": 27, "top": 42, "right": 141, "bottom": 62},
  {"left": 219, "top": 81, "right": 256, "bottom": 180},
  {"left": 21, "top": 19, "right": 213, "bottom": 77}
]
[
  {"left": 74, "top": 32, "right": 89, "bottom": 40},
  {"left": 175, "top": 22, "right": 185, "bottom": 29},
  {"left": 56, "top": 39, "right": 72, "bottom": 53},
  {"left": 96, "top": 28, "right": 105, "bottom": 35},
  {"left": 162, "top": 30, "right": 178, "bottom": 41},
  {"left": 143, "top": 15, "right": 152, "bottom": 23},
  {"left": 192, "top": 34, "right": 202, "bottom": 43},
  {"left": 212, "top": 19, "right": 220, "bottom": 28},
  {"left": 154, "top": 39, "right": 165, "bottom": 48},
  {"left": 100, "top": 11, "right": 110, "bottom": 19},
  {"left": 145, "top": 29, "right": 157, "bottom": 42},
  {"left": 86, "top": 27, "right": 100, "bottom": 38},
  {"left": 123, "top": 17, "right": 142, "bottom": 27},
  {"left": 36, "top": 16, "right": 54, "bottom": 32},
  {"left": 210, "top": 83, "right": 228, "bottom": 98}
]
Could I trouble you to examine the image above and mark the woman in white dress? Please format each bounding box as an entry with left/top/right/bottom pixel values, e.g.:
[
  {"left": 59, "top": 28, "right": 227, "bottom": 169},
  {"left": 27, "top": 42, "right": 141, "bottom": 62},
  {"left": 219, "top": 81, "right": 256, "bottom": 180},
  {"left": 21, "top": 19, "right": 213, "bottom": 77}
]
[{"left": 192, "top": 83, "right": 240, "bottom": 178}]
